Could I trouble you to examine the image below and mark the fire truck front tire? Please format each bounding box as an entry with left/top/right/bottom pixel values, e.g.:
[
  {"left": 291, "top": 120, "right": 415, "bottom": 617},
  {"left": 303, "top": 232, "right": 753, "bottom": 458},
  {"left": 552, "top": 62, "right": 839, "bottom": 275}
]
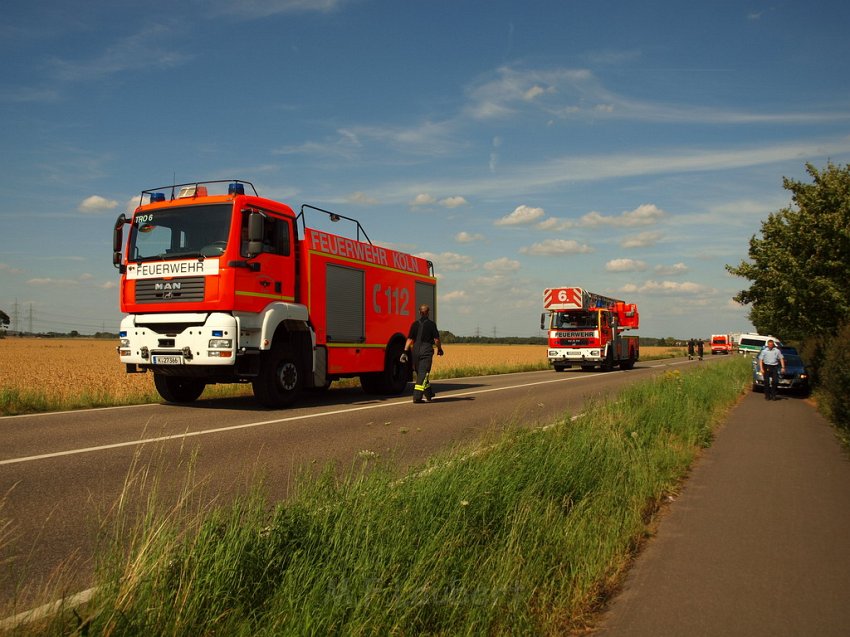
[
  {"left": 253, "top": 343, "right": 302, "bottom": 408},
  {"left": 153, "top": 374, "right": 206, "bottom": 404}
]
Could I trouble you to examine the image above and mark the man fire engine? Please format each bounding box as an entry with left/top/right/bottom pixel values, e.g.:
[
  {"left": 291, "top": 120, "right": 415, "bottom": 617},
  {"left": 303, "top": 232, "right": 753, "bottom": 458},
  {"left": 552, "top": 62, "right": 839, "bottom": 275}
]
[
  {"left": 540, "top": 287, "right": 639, "bottom": 372},
  {"left": 113, "top": 180, "right": 436, "bottom": 407}
]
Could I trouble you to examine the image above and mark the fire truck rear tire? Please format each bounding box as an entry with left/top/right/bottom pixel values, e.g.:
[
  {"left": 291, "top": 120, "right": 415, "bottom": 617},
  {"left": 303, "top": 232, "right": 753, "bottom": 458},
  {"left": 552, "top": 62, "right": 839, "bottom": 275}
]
[
  {"left": 360, "top": 340, "right": 410, "bottom": 395},
  {"left": 253, "top": 344, "right": 302, "bottom": 408},
  {"left": 619, "top": 358, "right": 635, "bottom": 370},
  {"left": 153, "top": 374, "right": 206, "bottom": 403}
]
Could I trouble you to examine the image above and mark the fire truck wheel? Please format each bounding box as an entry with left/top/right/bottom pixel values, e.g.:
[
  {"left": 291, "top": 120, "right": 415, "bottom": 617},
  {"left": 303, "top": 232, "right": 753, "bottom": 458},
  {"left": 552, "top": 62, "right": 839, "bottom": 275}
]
[
  {"left": 360, "top": 340, "right": 410, "bottom": 395},
  {"left": 253, "top": 344, "right": 302, "bottom": 407},
  {"left": 384, "top": 340, "right": 411, "bottom": 394},
  {"left": 153, "top": 374, "right": 206, "bottom": 403},
  {"left": 619, "top": 358, "right": 635, "bottom": 370}
]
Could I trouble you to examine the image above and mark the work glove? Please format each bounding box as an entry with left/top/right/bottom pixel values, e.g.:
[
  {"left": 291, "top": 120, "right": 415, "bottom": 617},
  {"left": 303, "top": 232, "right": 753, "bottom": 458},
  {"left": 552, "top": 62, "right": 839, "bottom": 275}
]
[
  {"left": 437, "top": 348, "right": 444, "bottom": 356},
  {"left": 399, "top": 352, "right": 409, "bottom": 363}
]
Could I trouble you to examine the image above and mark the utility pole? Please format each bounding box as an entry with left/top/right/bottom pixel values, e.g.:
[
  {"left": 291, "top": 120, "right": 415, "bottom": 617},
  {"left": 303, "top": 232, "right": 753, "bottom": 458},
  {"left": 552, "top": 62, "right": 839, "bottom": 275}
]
[{"left": 12, "top": 298, "right": 20, "bottom": 335}]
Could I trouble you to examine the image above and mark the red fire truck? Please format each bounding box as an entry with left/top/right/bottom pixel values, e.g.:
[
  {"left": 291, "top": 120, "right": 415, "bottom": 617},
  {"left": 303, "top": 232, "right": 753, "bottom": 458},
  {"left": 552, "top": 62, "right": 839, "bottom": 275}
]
[
  {"left": 541, "top": 287, "right": 639, "bottom": 372},
  {"left": 710, "top": 334, "right": 734, "bottom": 355},
  {"left": 113, "top": 180, "right": 437, "bottom": 407}
]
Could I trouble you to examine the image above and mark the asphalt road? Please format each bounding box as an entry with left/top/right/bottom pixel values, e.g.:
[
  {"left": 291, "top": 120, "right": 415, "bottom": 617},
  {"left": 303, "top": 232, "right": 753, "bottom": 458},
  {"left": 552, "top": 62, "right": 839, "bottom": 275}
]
[{"left": 0, "top": 357, "right": 708, "bottom": 609}]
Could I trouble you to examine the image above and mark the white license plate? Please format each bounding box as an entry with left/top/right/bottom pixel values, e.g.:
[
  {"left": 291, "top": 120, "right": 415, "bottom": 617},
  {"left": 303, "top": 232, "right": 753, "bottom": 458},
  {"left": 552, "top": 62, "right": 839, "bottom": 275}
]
[{"left": 152, "top": 355, "right": 184, "bottom": 365}]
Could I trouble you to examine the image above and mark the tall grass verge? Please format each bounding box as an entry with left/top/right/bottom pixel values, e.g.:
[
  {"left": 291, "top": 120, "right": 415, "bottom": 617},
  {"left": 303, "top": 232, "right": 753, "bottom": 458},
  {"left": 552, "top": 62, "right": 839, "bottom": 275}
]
[{"left": 17, "top": 358, "right": 750, "bottom": 635}]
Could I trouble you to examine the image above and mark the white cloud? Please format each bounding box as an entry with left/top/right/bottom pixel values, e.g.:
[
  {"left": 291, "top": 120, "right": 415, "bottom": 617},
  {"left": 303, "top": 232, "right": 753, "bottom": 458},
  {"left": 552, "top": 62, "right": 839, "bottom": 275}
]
[
  {"left": 622, "top": 280, "right": 713, "bottom": 295},
  {"left": 48, "top": 24, "right": 192, "bottom": 83},
  {"left": 621, "top": 231, "right": 663, "bottom": 248},
  {"left": 346, "top": 191, "right": 379, "bottom": 205},
  {"left": 441, "top": 290, "right": 468, "bottom": 302},
  {"left": 580, "top": 204, "right": 665, "bottom": 227},
  {"left": 535, "top": 217, "right": 574, "bottom": 231},
  {"left": 209, "top": 0, "right": 347, "bottom": 18},
  {"left": 454, "top": 231, "right": 485, "bottom": 243},
  {"left": 495, "top": 204, "right": 545, "bottom": 226},
  {"left": 0, "top": 262, "right": 24, "bottom": 275},
  {"left": 410, "top": 193, "right": 437, "bottom": 207},
  {"left": 27, "top": 277, "right": 80, "bottom": 286},
  {"left": 483, "top": 257, "right": 520, "bottom": 273},
  {"left": 78, "top": 195, "right": 119, "bottom": 213},
  {"left": 417, "top": 251, "right": 474, "bottom": 271},
  {"left": 606, "top": 258, "right": 648, "bottom": 272},
  {"left": 654, "top": 262, "right": 689, "bottom": 276},
  {"left": 523, "top": 85, "right": 547, "bottom": 101},
  {"left": 519, "top": 239, "right": 594, "bottom": 256},
  {"left": 466, "top": 64, "right": 850, "bottom": 126},
  {"left": 439, "top": 196, "right": 468, "bottom": 208}
]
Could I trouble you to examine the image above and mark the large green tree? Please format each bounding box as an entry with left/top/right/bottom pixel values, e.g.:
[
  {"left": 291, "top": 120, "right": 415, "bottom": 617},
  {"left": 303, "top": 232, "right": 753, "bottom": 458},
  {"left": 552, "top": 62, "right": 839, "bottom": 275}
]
[{"left": 726, "top": 162, "right": 850, "bottom": 341}]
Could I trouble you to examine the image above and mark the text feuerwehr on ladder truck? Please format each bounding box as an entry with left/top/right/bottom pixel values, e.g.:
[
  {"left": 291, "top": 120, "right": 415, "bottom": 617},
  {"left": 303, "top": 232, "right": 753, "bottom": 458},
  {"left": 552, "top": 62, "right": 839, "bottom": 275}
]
[
  {"left": 113, "top": 180, "right": 436, "bottom": 407},
  {"left": 541, "top": 287, "right": 639, "bottom": 372}
]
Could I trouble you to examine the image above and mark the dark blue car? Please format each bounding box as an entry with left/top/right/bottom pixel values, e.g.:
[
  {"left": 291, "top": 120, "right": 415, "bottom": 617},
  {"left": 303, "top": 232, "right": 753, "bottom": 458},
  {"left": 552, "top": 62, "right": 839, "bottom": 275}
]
[{"left": 751, "top": 347, "right": 810, "bottom": 396}]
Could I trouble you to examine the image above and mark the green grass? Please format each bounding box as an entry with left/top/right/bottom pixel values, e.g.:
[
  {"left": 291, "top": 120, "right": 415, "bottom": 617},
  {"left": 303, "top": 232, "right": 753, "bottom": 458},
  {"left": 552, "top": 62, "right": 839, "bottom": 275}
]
[{"left": 12, "top": 357, "right": 751, "bottom": 635}]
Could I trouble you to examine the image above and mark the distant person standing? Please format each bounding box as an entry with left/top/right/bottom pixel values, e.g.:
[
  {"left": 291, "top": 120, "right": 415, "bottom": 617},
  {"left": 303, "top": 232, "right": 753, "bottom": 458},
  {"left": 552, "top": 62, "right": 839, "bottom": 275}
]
[
  {"left": 757, "top": 339, "right": 786, "bottom": 401},
  {"left": 401, "top": 304, "right": 443, "bottom": 403},
  {"left": 697, "top": 339, "right": 704, "bottom": 360},
  {"left": 688, "top": 338, "right": 696, "bottom": 360}
]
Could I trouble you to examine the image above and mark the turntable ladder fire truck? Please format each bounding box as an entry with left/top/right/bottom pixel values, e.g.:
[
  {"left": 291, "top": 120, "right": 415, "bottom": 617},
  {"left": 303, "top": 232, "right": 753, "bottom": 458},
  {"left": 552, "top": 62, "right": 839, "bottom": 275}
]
[
  {"left": 541, "top": 287, "right": 639, "bottom": 372},
  {"left": 113, "top": 180, "right": 436, "bottom": 407}
]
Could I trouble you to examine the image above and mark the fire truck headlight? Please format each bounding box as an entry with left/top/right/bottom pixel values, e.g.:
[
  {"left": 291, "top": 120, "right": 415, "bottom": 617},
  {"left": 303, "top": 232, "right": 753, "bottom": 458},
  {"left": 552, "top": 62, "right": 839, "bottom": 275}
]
[
  {"left": 120, "top": 338, "right": 130, "bottom": 347},
  {"left": 591, "top": 350, "right": 600, "bottom": 357},
  {"left": 208, "top": 338, "right": 232, "bottom": 349}
]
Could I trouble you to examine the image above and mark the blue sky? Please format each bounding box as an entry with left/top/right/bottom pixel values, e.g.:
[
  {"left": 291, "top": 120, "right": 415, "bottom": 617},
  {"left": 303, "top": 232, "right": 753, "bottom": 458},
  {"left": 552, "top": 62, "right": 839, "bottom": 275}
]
[{"left": 2, "top": 0, "right": 849, "bottom": 338}]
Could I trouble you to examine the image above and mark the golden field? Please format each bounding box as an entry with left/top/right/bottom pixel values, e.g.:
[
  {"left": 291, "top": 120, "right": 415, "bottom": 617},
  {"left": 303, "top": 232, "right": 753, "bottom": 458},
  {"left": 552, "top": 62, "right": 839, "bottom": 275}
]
[
  {"left": 0, "top": 338, "right": 683, "bottom": 415},
  {"left": 0, "top": 337, "right": 159, "bottom": 412}
]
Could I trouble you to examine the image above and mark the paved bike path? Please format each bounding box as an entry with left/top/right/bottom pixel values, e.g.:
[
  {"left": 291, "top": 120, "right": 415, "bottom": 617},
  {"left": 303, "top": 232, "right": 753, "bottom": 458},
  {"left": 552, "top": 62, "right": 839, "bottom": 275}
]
[{"left": 597, "top": 391, "right": 850, "bottom": 636}]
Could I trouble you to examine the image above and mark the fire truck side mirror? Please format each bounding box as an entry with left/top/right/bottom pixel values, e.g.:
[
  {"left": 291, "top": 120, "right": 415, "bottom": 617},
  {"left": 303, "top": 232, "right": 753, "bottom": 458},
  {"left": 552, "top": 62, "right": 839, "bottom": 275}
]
[
  {"left": 247, "top": 210, "right": 264, "bottom": 256},
  {"left": 540, "top": 313, "right": 546, "bottom": 330},
  {"left": 113, "top": 214, "right": 128, "bottom": 271}
]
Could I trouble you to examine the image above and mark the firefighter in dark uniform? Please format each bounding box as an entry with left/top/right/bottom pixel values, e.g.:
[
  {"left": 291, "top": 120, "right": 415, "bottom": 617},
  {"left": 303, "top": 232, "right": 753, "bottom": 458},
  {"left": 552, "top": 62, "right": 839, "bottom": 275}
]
[{"left": 400, "top": 304, "right": 443, "bottom": 403}]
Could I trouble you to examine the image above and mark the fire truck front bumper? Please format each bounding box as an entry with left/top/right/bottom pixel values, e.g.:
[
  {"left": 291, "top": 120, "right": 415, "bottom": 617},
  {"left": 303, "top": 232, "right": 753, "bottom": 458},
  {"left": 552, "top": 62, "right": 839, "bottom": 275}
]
[
  {"left": 118, "top": 313, "right": 239, "bottom": 368},
  {"left": 548, "top": 348, "right": 602, "bottom": 363}
]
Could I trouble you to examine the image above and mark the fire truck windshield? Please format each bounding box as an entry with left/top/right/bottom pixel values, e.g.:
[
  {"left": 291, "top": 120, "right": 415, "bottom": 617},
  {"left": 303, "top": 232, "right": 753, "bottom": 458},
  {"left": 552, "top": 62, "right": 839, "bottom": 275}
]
[
  {"left": 129, "top": 204, "right": 232, "bottom": 262},
  {"left": 555, "top": 311, "right": 598, "bottom": 329}
]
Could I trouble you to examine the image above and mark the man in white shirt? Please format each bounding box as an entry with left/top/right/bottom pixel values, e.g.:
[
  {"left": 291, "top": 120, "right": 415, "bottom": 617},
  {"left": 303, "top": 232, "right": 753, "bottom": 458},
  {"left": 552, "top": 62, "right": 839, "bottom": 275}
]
[{"left": 758, "top": 339, "right": 786, "bottom": 401}]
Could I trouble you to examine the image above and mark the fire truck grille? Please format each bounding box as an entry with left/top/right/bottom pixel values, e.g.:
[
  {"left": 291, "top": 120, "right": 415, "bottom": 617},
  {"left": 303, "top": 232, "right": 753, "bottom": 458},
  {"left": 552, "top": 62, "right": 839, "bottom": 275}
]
[
  {"left": 558, "top": 338, "right": 591, "bottom": 346},
  {"left": 135, "top": 277, "right": 205, "bottom": 304}
]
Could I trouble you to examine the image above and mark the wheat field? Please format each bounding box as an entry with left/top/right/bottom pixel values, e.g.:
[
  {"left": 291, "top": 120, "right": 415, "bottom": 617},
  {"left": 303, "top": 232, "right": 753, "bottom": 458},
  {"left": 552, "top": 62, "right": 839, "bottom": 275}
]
[{"left": 0, "top": 338, "right": 683, "bottom": 415}]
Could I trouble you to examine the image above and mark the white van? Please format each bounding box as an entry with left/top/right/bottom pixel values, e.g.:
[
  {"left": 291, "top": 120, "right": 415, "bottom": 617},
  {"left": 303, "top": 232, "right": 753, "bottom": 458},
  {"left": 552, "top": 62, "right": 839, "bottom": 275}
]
[{"left": 737, "top": 333, "right": 782, "bottom": 356}]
